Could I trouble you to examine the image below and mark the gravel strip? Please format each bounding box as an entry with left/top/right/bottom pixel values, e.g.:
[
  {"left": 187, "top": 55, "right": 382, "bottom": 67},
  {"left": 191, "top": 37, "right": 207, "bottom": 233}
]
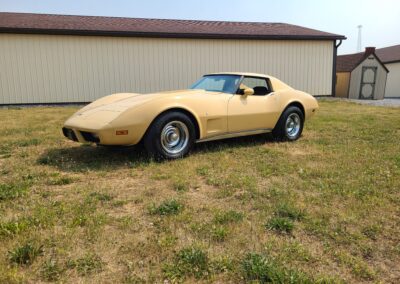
[{"left": 318, "top": 97, "right": 400, "bottom": 108}]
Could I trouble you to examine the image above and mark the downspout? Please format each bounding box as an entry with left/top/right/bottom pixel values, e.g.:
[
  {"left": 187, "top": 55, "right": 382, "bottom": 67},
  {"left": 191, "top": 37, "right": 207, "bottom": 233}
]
[{"left": 331, "top": 39, "right": 343, "bottom": 97}]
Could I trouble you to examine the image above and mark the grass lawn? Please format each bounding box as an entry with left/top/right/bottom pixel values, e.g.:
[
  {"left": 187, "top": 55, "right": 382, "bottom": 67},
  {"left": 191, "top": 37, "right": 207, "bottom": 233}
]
[{"left": 0, "top": 100, "right": 399, "bottom": 283}]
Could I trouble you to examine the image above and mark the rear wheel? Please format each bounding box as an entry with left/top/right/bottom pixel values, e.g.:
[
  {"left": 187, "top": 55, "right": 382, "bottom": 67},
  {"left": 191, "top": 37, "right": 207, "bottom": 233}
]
[
  {"left": 272, "top": 106, "right": 304, "bottom": 141},
  {"left": 144, "top": 112, "right": 195, "bottom": 159}
]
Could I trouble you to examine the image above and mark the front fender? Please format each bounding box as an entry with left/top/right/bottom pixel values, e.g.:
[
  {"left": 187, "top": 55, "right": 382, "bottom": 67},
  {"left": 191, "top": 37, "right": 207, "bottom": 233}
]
[{"left": 109, "top": 101, "right": 203, "bottom": 144}]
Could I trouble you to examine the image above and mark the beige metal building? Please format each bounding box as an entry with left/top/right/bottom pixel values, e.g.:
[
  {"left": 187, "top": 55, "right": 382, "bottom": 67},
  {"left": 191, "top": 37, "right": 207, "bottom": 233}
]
[
  {"left": 0, "top": 12, "right": 345, "bottom": 105},
  {"left": 376, "top": 45, "right": 400, "bottom": 98},
  {"left": 336, "top": 47, "right": 388, "bottom": 100}
]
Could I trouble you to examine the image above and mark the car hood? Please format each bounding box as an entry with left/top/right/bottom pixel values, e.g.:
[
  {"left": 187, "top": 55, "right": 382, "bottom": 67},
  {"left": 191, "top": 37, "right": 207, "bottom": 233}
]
[
  {"left": 78, "top": 89, "right": 216, "bottom": 115},
  {"left": 66, "top": 89, "right": 220, "bottom": 128}
]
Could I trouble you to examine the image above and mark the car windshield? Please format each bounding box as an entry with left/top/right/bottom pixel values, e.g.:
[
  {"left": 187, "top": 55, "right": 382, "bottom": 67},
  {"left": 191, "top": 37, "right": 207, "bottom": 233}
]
[{"left": 190, "top": 75, "right": 241, "bottom": 94}]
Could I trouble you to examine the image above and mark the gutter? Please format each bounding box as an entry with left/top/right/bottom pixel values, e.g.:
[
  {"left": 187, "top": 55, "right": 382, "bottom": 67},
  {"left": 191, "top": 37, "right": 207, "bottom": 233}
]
[
  {"left": 331, "top": 40, "right": 343, "bottom": 97},
  {"left": 0, "top": 27, "right": 347, "bottom": 41}
]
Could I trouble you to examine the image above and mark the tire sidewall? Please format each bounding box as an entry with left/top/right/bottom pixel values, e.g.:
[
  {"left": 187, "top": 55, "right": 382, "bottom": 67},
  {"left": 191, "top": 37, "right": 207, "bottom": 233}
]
[
  {"left": 145, "top": 112, "right": 196, "bottom": 159},
  {"left": 283, "top": 107, "right": 304, "bottom": 141},
  {"left": 273, "top": 106, "right": 304, "bottom": 141}
]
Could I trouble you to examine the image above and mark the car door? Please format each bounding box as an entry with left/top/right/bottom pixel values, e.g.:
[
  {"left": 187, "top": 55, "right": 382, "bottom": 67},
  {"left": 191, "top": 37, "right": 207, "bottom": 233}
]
[{"left": 227, "top": 76, "right": 280, "bottom": 133}]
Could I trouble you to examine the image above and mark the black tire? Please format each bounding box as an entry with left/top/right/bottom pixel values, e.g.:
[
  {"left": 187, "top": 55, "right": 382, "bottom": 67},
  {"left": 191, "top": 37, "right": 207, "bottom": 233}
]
[
  {"left": 143, "top": 111, "right": 196, "bottom": 159},
  {"left": 272, "top": 106, "right": 304, "bottom": 141}
]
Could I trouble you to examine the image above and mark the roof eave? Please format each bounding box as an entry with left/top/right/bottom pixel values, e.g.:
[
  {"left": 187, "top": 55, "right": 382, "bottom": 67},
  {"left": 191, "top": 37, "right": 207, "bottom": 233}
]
[
  {"left": 371, "top": 53, "right": 390, "bottom": 72},
  {"left": 0, "top": 27, "right": 347, "bottom": 41},
  {"left": 382, "top": 59, "right": 400, "bottom": 64}
]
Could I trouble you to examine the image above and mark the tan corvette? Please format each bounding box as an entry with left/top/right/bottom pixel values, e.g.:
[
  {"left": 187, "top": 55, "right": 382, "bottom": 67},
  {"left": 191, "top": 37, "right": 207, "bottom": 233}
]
[{"left": 63, "top": 72, "right": 319, "bottom": 159}]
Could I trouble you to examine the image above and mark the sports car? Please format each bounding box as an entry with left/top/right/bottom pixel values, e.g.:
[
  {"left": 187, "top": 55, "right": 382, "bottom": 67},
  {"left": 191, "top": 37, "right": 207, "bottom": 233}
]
[{"left": 62, "top": 72, "right": 319, "bottom": 159}]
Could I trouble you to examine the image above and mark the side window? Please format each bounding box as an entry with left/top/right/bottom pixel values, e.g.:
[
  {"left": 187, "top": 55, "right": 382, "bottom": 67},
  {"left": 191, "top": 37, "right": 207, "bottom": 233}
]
[{"left": 239, "top": 77, "right": 271, "bottom": 96}]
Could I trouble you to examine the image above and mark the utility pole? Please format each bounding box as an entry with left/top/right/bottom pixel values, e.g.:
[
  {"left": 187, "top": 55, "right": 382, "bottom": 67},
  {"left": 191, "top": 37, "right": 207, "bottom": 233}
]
[{"left": 357, "top": 25, "right": 362, "bottom": 52}]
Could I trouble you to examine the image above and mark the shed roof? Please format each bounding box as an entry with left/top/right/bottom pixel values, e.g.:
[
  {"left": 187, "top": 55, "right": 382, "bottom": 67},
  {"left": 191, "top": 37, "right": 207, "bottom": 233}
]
[
  {"left": 337, "top": 47, "right": 389, "bottom": 73},
  {"left": 375, "top": 44, "right": 400, "bottom": 64},
  {"left": 336, "top": 52, "right": 366, "bottom": 72},
  {"left": 0, "top": 12, "right": 346, "bottom": 41}
]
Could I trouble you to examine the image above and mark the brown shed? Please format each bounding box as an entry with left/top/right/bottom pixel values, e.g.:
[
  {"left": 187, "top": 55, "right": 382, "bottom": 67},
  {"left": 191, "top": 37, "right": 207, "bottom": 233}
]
[{"left": 336, "top": 47, "right": 388, "bottom": 100}]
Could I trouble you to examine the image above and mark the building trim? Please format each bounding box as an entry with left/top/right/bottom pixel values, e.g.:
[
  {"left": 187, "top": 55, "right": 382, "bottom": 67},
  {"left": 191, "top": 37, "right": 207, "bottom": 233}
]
[
  {"left": 332, "top": 40, "right": 342, "bottom": 96},
  {"left": 382, "top": 60, "right": 400, "bottom": 64},
  {"left": 347, "top": 72, "right": 352, "bottom": 98},
  {"left": 0, "top": 27, "right": 346, "bottom": 41}
]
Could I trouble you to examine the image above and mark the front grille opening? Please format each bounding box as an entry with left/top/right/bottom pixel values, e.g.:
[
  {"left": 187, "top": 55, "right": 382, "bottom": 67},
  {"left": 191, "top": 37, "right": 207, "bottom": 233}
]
[
  {"left": 80, "top": 131, "right": 100, "bottom": 143},
  {"left": 62, "top": 127, "right": 78, "bottom": 142}
]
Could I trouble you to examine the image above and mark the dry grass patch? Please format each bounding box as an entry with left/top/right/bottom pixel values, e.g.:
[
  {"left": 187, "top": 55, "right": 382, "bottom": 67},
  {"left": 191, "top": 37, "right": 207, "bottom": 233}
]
[{"left": 0, "top": 101, "right": 399, "bottom": 283}]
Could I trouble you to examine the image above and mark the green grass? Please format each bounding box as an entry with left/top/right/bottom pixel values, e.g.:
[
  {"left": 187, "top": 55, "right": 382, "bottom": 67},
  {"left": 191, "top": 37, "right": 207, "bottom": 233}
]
[
  {"left": 213, "top": 210, "right": 244, "bottom": 224},
  {"left": 40, "top": 258, "right": 64, "bottom": 281},
  {"left": 8, "top": 243, "right": 43, "bottom": 266},
  {"left": 274, "top": 202, "right": 305, "bottom": 221},
  {"left": 148, "top": 199, "right": 184, "bottom": 216},
  {"left": 0, "top": 218, "right": 32, "bottom": 237},
  {"left": 0, "top": 183, "right": 28, "bottom": 201},
  {"left": 266, "top": 216, "right": 295, "bottom": 233},
  {"left": 210, "top": 225, "right": 229, "bottom": 242},
  {"left": 67, "top": 253, "right": 104, "bottom": 276},
  {"left": 0, "top": 101, "right": 399, "bottom": 282},
  {"left": 163, "top": 246, "right": 209, "bottom": 280},
  {"left": 241, "top": 253, "right": 314, "bottom": 283}
]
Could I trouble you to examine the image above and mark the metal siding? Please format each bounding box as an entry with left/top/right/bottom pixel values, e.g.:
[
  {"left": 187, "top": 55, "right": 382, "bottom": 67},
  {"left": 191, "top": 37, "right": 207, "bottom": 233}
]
[
  {"left": 384, "top": 62, "right": 400, "bottom": 98},
  {"left": 349, "top": 55, "right": 388, "bottom": 100},
  {"left": 0, "top": 34, "right": 334, "bottom": 104}
]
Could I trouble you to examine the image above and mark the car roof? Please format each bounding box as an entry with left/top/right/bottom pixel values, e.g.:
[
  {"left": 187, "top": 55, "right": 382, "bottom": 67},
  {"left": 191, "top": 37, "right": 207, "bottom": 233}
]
[
  {"left": 206, "top": 72, "right": 271, "bottom": 78},
  {"left": 205, "top": 72, "right": 293, "bottom": 91}
]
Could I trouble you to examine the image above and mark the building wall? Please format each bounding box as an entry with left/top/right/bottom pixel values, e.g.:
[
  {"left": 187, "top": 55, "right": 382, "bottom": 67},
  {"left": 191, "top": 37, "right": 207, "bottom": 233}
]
[
  {"left": 348, "top": 55, "right": 387, "bottom": 100},
  {"left": 335, "top": 72, "right": 350, "bottom": 98},
  {"left": 384, "top": 62, "right": 400, "bottom": 98},
  {"left": 0, "top": 34, "right": 334, "bottom": 104}
]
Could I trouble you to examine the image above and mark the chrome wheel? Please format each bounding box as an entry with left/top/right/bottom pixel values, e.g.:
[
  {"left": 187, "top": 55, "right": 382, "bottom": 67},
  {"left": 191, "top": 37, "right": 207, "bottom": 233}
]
[
  {"left": 285, "top": 113, "right": 301, "bottom": 138},
  {"left": 160, "top": 121, "right": 189, "bottom": 155}
]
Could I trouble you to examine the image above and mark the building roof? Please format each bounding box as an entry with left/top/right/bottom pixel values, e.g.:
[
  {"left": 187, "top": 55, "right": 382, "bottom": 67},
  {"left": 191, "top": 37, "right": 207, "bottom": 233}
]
[
  {"left": 375, "top": 45, "right": 400, "bottom": 64},
  {"left": 337, "top": 47, "right": 389, "bottom": 73},
  {"left": 336, "top": 52, "right": 366, "bottom": 72},
  {"left": 0, "top": 12, "right": 346, "bottom": 40}
]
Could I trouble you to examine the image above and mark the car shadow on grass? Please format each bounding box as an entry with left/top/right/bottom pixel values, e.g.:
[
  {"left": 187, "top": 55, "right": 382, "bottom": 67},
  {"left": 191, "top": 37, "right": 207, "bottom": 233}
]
[
  {"left": 37, "top": 134, "right": 275, "bottom": 172},
  {"left": 37, "top": 144, "right": 151, "bottom": 172},
  {"left": 193, "top": 133, "right": 275, "bottom": 154}
]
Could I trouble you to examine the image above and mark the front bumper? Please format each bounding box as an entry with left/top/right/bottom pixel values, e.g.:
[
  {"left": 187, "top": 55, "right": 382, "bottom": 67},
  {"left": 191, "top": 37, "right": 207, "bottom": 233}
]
[
  {"left": 62, "top": 128, "right": 100, "bottom": 143},
  {"left": 61, "top": 123, "right": 141, "bottom": 145},
  {"left": 62, "top": 110, "right": 135, "bottom": 145},
  {"left": 62, "top": 127, "right": 101, "bottom": 143},
  {"left": 62, "top": 106, "right": 150, "bottom": 146}
]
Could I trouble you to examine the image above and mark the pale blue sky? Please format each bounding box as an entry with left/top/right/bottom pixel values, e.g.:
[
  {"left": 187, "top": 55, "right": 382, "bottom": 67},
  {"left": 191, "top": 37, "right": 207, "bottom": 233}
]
[{"left": 1, "top": 0, "right": 399, "bottom": 54}]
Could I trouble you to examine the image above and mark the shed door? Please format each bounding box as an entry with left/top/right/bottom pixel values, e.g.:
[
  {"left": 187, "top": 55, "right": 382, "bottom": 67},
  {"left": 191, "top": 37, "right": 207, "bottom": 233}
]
[{"left": 359, "top": 67, "right": 377, "bottom": 100}]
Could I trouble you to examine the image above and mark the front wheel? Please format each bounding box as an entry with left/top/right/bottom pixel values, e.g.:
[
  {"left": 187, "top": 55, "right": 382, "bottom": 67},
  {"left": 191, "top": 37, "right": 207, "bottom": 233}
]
[
  {"left": 143, "top": 112, "right": 196, "bottom": 159},
  {"left": 272, "top": 106, "right": 304, "bottom": 141}
]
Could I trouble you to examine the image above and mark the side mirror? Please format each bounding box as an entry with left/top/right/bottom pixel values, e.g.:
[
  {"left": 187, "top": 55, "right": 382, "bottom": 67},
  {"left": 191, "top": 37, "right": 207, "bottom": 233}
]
[{"left": 243, "top": 88, "right": 254, "bottom": 96}]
